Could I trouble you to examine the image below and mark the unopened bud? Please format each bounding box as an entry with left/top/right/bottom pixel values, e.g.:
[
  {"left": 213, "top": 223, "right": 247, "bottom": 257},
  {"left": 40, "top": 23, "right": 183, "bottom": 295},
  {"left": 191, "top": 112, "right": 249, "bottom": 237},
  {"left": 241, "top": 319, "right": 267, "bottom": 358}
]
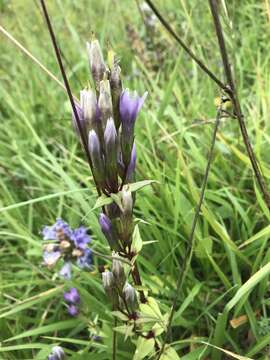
[
  {"left": 88, "top": 130, "right": 105, "bottom": 188},
  {"left": 87, "top": 40, "right": 106, "bottom": 89},
  {"left": 110, "top": 57, "right": 122, "bottom": 129},
  {"left": 98, "top": 80, "right": 113, "bottom": 129},
  {"left": 112, "top": 252, "right": 126, "bottom": 290},
  {"left": 123, "top": 283, "right": 138, "bottom": 311},
  {"left": 99, "top": 213, "right": 120, "bottom": 250},
  {"left": 104, "top": 118, "right": 118, "bottom": 191},
  {"left": 102, "top": 271, "right": 118, "bottom": 307},
  {"left": 122, "top": 190, "right": 133, "bottom": 216},
  {"left": 120, "top": 189, "right": 134, "bottom": 244},
  {"left": 80, "top": 89, "right": 99, "bottom": 132},
  {"left": 102, "top": 271, "right": 115, "bottom": 291}
]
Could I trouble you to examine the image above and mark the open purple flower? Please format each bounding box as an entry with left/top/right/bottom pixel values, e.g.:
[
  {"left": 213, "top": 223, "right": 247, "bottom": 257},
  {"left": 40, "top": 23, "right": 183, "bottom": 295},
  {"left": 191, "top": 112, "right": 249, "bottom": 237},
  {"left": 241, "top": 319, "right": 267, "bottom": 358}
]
[
  {"left": 64, "top": 287, "right": 80, "bottom": 304},
  {"left": 120, "top": 89, "right": 147, "bottom": 166},
  {"left": 120, "top": 89, "right": 147, "bottom": 137},
  {"left": 71, "top": 226, "right": 91, "bottom": 250}
]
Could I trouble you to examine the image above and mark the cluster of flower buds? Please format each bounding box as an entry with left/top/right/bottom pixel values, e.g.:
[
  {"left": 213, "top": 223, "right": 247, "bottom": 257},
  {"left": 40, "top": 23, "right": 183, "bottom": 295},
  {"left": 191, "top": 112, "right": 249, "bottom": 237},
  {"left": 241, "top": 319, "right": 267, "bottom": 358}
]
[
  {"left": 102, "top": 253, "right": 138, "bottom": 312},
  {"left": 72, "top": 38, "right": 147, "bottom": 194},
  {"left": 63, "top": 287, "right": 80, "bottom": 316},
  {"left": 42, "top": 219, "right": 93, "bottom": 279},
  {"left": 48, "top": 346, "right": 65, "bottom": 360}
]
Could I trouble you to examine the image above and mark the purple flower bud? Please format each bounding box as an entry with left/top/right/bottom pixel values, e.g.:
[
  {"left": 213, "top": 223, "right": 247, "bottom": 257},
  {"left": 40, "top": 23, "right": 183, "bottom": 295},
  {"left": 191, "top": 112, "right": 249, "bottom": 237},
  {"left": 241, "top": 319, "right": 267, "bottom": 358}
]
[
  {"left": 99, "top": 213, "right": 119, "bottom": 250},
  {"left": 59, "top": 262, "right": 72, "bottom": 280},
  {"left": 88, "top": 130, "right": 105, "bottom": 187},
  {"left": 120, "top": 89, "right": 147, "bottom": 133},
  {"left": 87, "top": 40, "right": 106, "bottom": 89},
  {"left": 77, "top": 248, "right": 93, "bottom": 269},
  {"left": 120, "top": 89, "right": 147, "bottom": 166},
  {"left": 71, "top": 226, "right": 91, "bottom": 250},
  {"left": 104, "top": 118, "right": 118, "bottom": 191},
  {"left": 67, "top": 304, "right": 79, "bottom": 317},
  {"left": 64, "top": 288, "right": 80, "bottom": 304},
  {"left": 80, "top": 89, "right": 99, "bottom": 132},
  {"left": 126, "top": 143, "right": 136, "bottom": 183},
  {"left": 48, "top": 346, "right": 65, "bottom": 360}
]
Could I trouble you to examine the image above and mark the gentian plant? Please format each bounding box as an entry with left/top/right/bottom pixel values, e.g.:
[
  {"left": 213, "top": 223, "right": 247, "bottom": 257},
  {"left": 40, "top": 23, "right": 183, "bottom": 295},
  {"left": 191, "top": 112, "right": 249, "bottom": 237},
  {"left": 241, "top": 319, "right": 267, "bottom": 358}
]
[{"left": 42, "top": 38, "right": 178, "bottom": 359}]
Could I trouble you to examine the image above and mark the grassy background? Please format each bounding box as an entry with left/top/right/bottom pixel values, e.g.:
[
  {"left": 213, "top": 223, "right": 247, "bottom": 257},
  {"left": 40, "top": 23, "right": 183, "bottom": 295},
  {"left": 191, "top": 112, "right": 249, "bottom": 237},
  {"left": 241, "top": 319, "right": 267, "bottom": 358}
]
[{"left": 1, "top": 0, "right": 270, "bottom": 359}]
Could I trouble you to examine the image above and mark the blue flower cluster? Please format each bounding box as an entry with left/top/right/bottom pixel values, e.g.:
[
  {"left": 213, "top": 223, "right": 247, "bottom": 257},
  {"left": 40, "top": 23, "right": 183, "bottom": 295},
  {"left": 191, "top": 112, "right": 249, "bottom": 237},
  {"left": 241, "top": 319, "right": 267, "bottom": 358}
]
[
  {"left": 42, "top": 219, "right": 92, "bottom": 279},
  {"left": 64, "top": 287, "right": 81, "bottom": 317}
]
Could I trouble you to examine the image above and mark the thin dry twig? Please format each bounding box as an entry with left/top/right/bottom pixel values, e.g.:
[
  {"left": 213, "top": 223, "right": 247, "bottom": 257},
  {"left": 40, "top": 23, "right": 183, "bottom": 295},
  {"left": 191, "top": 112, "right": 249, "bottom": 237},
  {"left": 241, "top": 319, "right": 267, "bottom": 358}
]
[
  {"left": 39, "top": 0, "right": 101, "bottom": 195},
  {"left": 157, "top": 102, "right": 224, "bottom": 359},
  {"left": 145, "top": 0, "right": 228, "bottom": 91},
  {"left": 208, "top": 0, "right": 270, "bottom": 209}
]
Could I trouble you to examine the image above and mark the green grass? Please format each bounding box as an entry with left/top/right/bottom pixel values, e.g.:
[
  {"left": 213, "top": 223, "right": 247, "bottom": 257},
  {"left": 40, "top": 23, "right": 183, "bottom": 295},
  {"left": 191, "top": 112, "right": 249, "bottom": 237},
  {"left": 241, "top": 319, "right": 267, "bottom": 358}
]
[{"left": 1, "top": 0, "right": 270, "bottom": 359}]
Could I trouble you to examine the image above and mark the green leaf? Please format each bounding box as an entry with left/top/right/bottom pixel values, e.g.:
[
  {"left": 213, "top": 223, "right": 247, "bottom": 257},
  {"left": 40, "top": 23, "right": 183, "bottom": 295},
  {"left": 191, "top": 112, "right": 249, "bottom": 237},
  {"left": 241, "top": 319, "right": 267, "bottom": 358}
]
[
  {"left": 124, "top": 180, "right": 157, "bottom": 193},
  {"left": 92, "top": 194, "right": 114, "bottom": 210},
  {"left": 174, "top": 283, "right": 202, "bottom": 320},
  {"left": 113, "top": 324, "right": 134, "bottom": 338},
  {"left": 133, "top": 337, "right": 155, "bottom": 360},
  {"left": 160, "top": 345, "right": 181, "bottom": 360},
  {"left": 131, "top": 225, "right": 143, "bottom": 254},
  {"left": 0, "top": 287, "right": 63, "bottom": 319},
  {"left": 4, "top": 319, "right": 81, "bottom": 342},
  {"left": 111, "top": 311, "right": 129, "bottom": 321},
  {"left": 226, "top": 262, "right": 270, "bottom": 312}
]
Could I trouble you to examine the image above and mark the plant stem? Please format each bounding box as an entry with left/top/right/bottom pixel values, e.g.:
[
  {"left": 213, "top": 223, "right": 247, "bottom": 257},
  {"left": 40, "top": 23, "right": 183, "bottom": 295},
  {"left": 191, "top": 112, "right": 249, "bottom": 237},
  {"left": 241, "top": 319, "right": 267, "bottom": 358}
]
[
  {"left": 208, "top": 0, "right": 270, "bottom": 209},
  {"left": 145, "top": 0, "right": 227, "bottom": 91},
  {"left": 145, "top": 0, "right": 270, "bottom": 211},
  {"left": 157, "top": 104, "right": 223, "bottom": 359},
  {"left": 131, "top": 262, "right": 147, "bottom": 303},
  {"left": 39, "top": 0, "right": 101, "bottom": 195}
]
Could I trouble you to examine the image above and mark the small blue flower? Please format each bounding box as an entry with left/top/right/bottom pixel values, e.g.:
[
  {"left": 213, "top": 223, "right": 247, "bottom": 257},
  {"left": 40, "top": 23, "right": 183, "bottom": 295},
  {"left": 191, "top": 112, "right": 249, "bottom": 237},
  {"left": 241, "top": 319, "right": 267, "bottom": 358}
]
[
  {"left": 59, "top": 262, "right": 72, "bottom": 279},
  {"left": 43, "top": 250, "right": 61, "bottom": 267},
  {"left": 42, "top": 219, "right": 72, "bottom": 241},
  {"left": 77, "top": 248, "right": 93, "bottom": 269},
  {"left": 67, "top": 304, "right": 79, "bottom": 317},
  {"left": 71, "top": 226, "right": 91, "bottom": 250},
  {"left": 64, "top": 288, "right": 80, "bottom": 304}
]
